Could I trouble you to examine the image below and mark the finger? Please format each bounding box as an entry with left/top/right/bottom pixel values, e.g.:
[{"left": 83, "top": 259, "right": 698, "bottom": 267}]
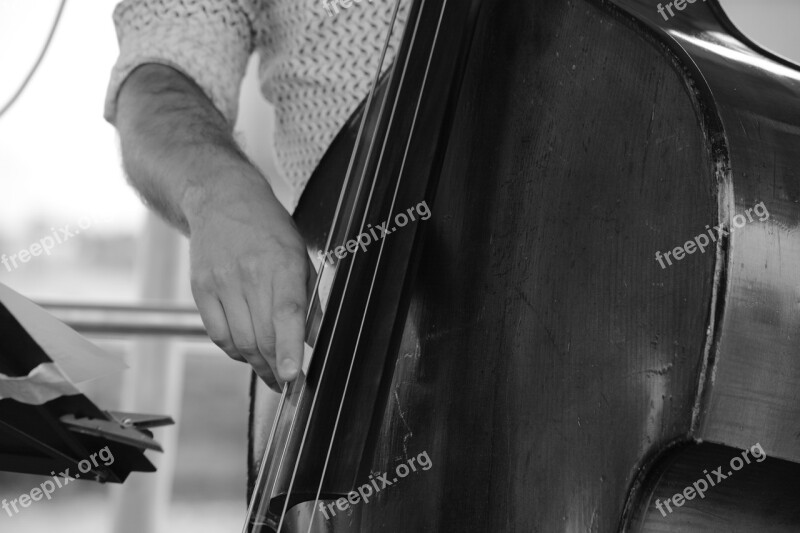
[
  {"left": 272, "top": 261, "right": 308, "bottom": 381},
  {"left": 193, "top": 291, "right": 242, "bottom": 362},
  {"left": 219, "top": 292, "right": 276, "bottom": 384},
  {"left": 244, "top": 284, "right": 279, "bottom": 374}
]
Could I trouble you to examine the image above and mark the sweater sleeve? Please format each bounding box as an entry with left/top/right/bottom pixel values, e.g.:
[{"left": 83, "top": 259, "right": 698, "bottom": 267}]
[{"left": 104, "top": 0, "right": 256, "bottom": 126}]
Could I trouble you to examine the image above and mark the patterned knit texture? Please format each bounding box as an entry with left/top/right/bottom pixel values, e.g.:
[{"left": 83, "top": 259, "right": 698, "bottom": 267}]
[{"left": 105, "top": 0, "right": 410, "bottom": 211}]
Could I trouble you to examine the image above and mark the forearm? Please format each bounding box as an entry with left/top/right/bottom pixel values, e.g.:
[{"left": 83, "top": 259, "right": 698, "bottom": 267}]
[{"left": 114, "top": 63, "right": 271, "bottom": 235}]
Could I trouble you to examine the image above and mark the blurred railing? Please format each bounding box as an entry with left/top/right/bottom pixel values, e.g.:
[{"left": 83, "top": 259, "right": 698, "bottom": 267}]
[{"left": 39, "top": 302, "right": 206, "bottom": 338}]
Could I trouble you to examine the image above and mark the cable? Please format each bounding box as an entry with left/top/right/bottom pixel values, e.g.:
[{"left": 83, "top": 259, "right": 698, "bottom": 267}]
[{"left": 0, "top": 0, "right": 68, "bottom": 120}]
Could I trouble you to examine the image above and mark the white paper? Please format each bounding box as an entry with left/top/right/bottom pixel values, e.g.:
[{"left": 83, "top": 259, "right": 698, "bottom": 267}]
[
  {"left": 0, "top": 283, "right": 127, "bottom": 392},
  {"left": 0, "top": 363, "right": 80, "bottom": 404}
]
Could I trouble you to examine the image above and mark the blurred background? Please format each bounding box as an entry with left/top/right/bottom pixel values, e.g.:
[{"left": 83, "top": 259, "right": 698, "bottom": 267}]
[
  {"left": 0, "top": 0, "right": 798, "bottom": 532},
  {"left": 0, "top": 1, "right": 285, "bottom": 531}
]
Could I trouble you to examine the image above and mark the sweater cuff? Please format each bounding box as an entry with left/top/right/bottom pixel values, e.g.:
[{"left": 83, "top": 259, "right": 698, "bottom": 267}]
[{"left": 104, "top": 0, "right": 254, "bottom": 126}]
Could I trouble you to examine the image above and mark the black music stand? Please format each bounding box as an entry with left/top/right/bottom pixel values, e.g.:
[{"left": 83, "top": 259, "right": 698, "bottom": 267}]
[{"left": 0, "top": 284, "right": 172, "bottom": 483}]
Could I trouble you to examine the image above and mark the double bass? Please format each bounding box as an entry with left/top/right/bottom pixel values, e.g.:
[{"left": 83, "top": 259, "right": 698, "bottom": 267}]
[{"left": 245, "top": 0, "right": 800, "bottom": 530}]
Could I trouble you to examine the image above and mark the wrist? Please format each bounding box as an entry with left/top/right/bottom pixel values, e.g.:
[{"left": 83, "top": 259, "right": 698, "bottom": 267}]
[{"left": 180, "top": 158, "right": 279, "bottom": 233}]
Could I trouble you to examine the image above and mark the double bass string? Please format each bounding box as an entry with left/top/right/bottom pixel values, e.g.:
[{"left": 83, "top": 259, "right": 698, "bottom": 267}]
[
  {"left": 305, "top": 0, "right": 450, "bottom": 530},
  {"left": 249, "top": 31, "right": 392, "bottom": 528},
  {"left": 274, "top": 4, "right": 403, "bottom": 529},
  {"left": 272, "top": 0, "right": 408, "bottom": 530},
  {"left": 243, "top": 0, "right": 403, "bottom": 528}
]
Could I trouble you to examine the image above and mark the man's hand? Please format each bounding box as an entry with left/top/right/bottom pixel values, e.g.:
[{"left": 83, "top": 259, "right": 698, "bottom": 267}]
[
  {"left": 113, "top": 64, "right": 309, "bottom": 387},
  {"left": 185, "top": 169, "right": 309, "bottom": 388}
]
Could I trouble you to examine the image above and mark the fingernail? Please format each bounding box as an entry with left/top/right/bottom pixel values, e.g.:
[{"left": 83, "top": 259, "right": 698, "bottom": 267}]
[{"left": 279, "top": 359, "right": 298, "bottom": 379}]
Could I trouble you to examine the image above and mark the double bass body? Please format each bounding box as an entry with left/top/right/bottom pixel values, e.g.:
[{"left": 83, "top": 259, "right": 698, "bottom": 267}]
[{"left": 249, "top": 0, "right": 800, "bottom": 530}]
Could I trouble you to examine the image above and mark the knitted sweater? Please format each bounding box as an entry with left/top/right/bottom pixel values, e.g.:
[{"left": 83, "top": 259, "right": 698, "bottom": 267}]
[{"left": 104, "top": 0, "right": 410, "bottom": 211}]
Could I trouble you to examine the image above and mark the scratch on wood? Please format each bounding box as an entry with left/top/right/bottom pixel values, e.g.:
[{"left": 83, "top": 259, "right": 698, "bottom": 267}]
[{"left": 394, "top": 390, "right": 413, "bottom": 459}]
